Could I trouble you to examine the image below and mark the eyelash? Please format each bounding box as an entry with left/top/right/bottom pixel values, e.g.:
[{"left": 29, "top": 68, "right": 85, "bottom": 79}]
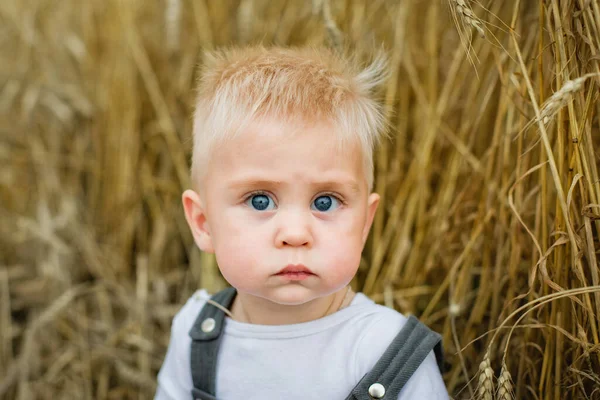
[
  {"left": 242, "top": 191, "right": 345, "bottom": 206},
  {"left": 315, "top": 192, "right": 345, "bottom": 206},
  {"left": 243, "top": 190, "right": 276, "bottom": 205}
]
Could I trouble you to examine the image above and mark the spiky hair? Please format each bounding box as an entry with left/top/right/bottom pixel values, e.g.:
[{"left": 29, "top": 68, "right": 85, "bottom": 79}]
[{"left": 191, "top": 46, "right": 388, "bottom": 191}]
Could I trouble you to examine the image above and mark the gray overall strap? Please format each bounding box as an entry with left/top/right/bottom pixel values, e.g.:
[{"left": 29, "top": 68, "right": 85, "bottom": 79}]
[
  {"left": 188, "top": 287, "right": 237, "bottom": 400},
  {"left": 345, "top": 315, "right": 443, "bottom": 400}
]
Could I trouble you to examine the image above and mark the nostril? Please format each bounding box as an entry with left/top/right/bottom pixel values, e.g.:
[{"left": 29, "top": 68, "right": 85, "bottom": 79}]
[{"left": 282, "top": 240, "right": 308, "bottom": 246}]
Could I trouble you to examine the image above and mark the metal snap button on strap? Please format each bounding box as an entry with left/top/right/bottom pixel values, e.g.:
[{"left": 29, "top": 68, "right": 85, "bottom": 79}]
[
  {"left": 368, "top": 383, "right": 386, "bottom": 399},
  {"left": 201, "top": 318, "right": 216, "bottom": 333}
]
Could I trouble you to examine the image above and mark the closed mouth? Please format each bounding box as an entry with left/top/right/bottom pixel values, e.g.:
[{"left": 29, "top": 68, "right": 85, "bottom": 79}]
[{"left": 276, "top": 264, "right": 315, "bottom": 275}]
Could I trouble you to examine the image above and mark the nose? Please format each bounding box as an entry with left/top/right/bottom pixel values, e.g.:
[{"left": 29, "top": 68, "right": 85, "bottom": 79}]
[{"left": 274, "top": 208, "right": 312, "bottom": 248}]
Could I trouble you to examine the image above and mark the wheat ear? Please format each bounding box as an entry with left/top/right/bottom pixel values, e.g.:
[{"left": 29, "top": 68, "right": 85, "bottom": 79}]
[
  {"left": 497, "top": 359, "right": 514, "bottom": 400},
  {"left": 477, "top": 352, "right": 494, "bottom": 400},
  {"left": 539, "top": 73, "right": 599, "bottom": 124},
  {"left": 451, "top": 0, "right": 485, "bottom": 38}
]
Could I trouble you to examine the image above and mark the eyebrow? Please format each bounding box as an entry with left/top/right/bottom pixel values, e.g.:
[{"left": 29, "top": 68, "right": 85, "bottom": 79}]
[
  {"left": 226, "top": 177, "right": 362, "bottom": 194},
  {"left": 227, "top": 179, "right": 283, "bottom": 191},
  {"left": 314, "top": 179, "right": 361, "bottom": 194}
]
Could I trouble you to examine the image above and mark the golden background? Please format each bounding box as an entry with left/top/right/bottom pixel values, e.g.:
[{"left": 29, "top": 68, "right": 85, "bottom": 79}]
[{"left": 1, "top": 0, "right": 599, "bottom": 399}]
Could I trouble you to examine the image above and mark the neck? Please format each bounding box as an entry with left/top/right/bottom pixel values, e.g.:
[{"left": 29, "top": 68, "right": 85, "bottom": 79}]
[{"left": 230, "top": 287, "right": 352, "bottom": 325}]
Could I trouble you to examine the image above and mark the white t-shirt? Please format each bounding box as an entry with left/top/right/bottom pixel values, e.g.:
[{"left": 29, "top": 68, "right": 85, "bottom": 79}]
[{"left": 155, "top": 290, "right": 448, "bottom": 400}]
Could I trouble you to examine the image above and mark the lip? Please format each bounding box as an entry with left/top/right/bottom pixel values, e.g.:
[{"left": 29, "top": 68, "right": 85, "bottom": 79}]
[{"left": 275, "top": 264, "right": 316, "bottom": 280}]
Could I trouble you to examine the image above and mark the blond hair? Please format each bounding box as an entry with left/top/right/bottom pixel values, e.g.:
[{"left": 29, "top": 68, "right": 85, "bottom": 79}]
[{"left": 191, "top": 46, "right": 388, "bottom": 191}]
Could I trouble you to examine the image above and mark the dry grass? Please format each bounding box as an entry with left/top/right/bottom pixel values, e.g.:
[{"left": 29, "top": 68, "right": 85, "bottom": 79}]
[{"left": 1, "top": 0, "right": 600, "bottom": 399}]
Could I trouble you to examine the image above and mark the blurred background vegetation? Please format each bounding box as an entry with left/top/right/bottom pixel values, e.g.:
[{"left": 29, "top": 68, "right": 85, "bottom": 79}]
[{"left": 1, "top": 0, "right": 600, "bottom": 399}]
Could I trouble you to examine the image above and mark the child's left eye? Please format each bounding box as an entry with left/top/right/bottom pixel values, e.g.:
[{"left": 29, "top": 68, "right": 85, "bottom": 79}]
[{"left": 311, "top": 195, "right": 340, "bottom": 212}]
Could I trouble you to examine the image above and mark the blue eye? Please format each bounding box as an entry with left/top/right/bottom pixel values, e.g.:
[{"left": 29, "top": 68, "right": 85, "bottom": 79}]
[
  {"left": 311, "top": 195, "right": 340, "bottom": 212},
  {"left": 247, "top": 193, "right": 275, "bottom": 211}
]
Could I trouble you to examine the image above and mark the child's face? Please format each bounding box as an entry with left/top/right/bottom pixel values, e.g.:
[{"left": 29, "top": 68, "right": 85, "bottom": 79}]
[{"left": 183, "top": 117, "right": 379, "bottom": 306}]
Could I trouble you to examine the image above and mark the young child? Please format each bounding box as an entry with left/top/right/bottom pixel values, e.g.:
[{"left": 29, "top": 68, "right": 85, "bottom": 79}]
[{"left": 155, "top": 46, "right": 448, "bottom": 399}]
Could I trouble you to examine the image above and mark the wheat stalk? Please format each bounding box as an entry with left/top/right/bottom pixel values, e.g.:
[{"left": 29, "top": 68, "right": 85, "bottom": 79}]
[
  {"left": 165, "top": 0, "right": 181, "bottom": 54},
  {"left": 320, "top": 0, "right": 343, "bottom": 50}
]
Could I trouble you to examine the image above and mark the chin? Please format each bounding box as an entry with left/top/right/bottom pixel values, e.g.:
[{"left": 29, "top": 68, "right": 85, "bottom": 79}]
[{"left": 263, "top": 287, "right": 321, "bottom": 306}]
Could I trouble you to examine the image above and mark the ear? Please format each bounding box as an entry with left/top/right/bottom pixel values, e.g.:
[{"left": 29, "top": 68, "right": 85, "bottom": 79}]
[
  {"left": 182, "top": 189, "right": 215, "bottom": 253},
  {"left": 362, "top": 193, "right": 380, "bottom": 244}
]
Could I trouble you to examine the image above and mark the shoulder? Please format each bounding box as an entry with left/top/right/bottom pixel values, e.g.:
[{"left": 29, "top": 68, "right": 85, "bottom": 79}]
[
  {"left": 351, "top": 295, "right": 448, "bottom": 399},
  {"left": 171, "top": 289, "right": 212, "bottom": 333},
  {"left": 156, "top": 290, "right": 211, "bottom": 399},
  {"left": 351, "top": 298, "right": 410, "bottom": 376},
  {"left": 397, "top": 350, "right": 449, "bottom": 399}
]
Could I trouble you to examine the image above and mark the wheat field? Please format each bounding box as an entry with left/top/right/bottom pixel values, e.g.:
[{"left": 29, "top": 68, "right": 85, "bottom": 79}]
[{"left": 1, "top": 0, "right": 599, "bottom": 399}]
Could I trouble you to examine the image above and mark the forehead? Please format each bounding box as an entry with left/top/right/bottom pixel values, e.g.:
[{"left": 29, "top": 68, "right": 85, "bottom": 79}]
[{"left": 206, "top": 116, "right": 367, "bottom": 187}]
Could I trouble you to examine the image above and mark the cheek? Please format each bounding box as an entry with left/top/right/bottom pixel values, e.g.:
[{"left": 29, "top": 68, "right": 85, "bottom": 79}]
[
  {"left": 209, "top": 207, "right": 257, "bottom": 248},
  {"left": 210, "top": 212, "right": 267, "bottom": 286},
  {"left": 327, "top": 250, "right": 361, "bottom": 281},
  {"left": 318, "top": 219, "right": 365, "bottom": 281},
  {"left": 215, "top": 238, "right": 263, "bottom": 269},
  {"left": 214, "top": 243, "right": 264, "bottom": 290}
]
